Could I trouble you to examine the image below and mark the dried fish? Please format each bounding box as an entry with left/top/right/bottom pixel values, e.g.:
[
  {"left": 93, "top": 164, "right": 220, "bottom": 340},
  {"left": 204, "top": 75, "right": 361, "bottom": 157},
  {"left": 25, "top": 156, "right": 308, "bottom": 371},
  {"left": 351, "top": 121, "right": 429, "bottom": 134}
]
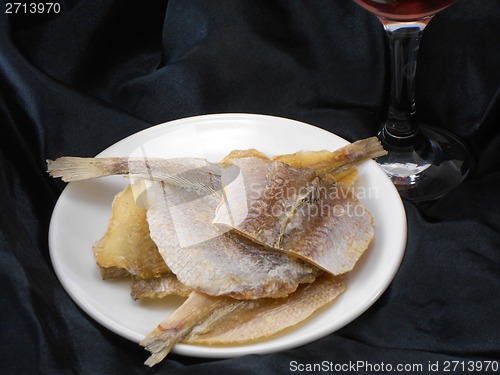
[
  {"left": 46, "top": 137, "right": 386, "bottom": 367},
  {"left": 92, "top": 181, "right": 168, "bottom": 280},
  {"left": 185, "top": 273, "right": 345, "bottom": 345},
  {"left": 214, "top": 137, "right": 384, "bottom": 274},
  {"left": 146, "top": 180, "right": 318, "bottom": 299},
  {"left": 141, "top": 273, "right": 345, "bottom": 366},
  {"left": 48, "top": 137, "right": 384, "bottom": 281},
  {"left": 68, "top": 159, "right": 317, "bottom": 300}
]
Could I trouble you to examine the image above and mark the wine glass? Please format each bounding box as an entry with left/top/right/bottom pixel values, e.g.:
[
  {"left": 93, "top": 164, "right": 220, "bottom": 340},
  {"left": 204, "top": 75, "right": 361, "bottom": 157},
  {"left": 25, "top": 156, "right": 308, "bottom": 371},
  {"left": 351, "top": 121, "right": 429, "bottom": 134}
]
[{"left": 352, "top": 0, "right": 474, "bottom": 202}]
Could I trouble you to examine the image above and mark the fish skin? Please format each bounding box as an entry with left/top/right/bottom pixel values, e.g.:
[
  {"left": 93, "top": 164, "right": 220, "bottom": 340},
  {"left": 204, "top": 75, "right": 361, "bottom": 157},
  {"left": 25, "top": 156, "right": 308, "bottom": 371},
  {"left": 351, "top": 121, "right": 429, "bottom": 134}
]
[
  {"left": 130, "top": 273, "right": 192, "bottom": 300},
  {"left": 279, "top": 182, "right": 374, "bottom": 274},
  {"left": 215, "top": 157, "right": 318, "bottom": 249}
]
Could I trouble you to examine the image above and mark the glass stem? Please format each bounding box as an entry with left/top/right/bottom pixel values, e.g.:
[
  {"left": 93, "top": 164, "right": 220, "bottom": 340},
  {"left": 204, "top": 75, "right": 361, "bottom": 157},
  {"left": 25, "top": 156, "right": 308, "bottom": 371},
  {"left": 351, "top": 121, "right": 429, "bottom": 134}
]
[{"left": 379, "top": 25, "right": 424, "bottom": 146}]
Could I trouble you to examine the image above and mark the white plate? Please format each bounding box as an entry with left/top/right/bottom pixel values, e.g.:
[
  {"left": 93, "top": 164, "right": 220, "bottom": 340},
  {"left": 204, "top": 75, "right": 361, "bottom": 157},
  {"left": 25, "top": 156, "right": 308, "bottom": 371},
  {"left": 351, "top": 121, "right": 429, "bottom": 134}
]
[{"left": 49, "top": 113, "right": 407, "bottom": 358}]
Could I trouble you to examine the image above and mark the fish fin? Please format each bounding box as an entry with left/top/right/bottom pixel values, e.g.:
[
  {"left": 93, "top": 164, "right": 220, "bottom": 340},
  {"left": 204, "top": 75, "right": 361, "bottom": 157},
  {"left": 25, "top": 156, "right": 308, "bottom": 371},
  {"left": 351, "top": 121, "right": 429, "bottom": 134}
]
[{"left": 46, "top": 157, "right": 127, "bottom": 182}]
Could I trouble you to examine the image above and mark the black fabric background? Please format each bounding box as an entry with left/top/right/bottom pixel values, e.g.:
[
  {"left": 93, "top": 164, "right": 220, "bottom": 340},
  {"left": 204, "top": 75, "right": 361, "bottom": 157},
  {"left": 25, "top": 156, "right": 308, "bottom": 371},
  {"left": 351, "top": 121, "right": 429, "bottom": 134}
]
[{"left": 1, "top": 1, "right": 499, "bottom": 374}]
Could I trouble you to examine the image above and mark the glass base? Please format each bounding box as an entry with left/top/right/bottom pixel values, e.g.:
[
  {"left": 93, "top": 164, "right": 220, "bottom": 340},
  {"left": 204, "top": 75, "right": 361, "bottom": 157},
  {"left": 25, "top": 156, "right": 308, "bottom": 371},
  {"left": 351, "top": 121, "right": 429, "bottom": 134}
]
[{"left": 375, "top": 125, "right": 474, "bottom": 203}]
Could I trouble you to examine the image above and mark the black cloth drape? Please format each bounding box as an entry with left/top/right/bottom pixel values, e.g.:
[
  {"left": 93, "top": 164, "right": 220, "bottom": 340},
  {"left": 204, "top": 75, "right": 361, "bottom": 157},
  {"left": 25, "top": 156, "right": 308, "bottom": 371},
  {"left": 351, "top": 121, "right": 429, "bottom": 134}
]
[{"left": 1, "top": 1, "right": 499, "bottom": 374}]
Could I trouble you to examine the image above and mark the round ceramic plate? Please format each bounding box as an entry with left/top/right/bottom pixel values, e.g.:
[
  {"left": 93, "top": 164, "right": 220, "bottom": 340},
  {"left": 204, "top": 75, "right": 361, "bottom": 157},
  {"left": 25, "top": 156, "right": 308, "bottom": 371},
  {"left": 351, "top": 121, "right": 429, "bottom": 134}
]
[{"left": 48, "top": 113, "right": 407, "bottom": 358}]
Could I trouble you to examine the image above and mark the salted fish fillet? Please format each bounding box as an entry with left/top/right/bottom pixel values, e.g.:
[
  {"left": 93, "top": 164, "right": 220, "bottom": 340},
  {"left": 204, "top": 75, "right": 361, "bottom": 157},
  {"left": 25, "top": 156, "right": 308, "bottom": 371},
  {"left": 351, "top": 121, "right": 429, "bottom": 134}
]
[
  {"left": 146, "top": 180, "right": 318, "bottom": 299},
  {"left": 216, "top": 168, "right": 374, "bottom": 274},
  {"left": 214, "top": 138, "right": 383, "bottom": 274},
  {"left": 92, "top": 181, "right": 169, "bottom": 280},
  {"left": 91, "top": 180, "right": 195, "bottom": 299},
  {"left": 141, "top": 273, "right": 345, "bottom": 367}
]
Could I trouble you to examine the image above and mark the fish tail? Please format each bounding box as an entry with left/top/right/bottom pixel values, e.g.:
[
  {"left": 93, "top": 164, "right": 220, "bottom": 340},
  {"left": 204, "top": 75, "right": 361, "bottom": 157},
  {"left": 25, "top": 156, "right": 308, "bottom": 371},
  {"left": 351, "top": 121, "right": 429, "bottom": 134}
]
[
  {"left": 46, "top": 157, "right": 129, "bottom": 182},
  {"left": 314, "top": 136, "right": 387, "bottom": 177},
  {"left": 140, "top": 291, "right": 228, "bottom": 366},
  {"left": 141, "top": 332, "right": 177, "bottom": 367},
  {"left": 348, "top": 136, "right": 388, "bottom": 161}
]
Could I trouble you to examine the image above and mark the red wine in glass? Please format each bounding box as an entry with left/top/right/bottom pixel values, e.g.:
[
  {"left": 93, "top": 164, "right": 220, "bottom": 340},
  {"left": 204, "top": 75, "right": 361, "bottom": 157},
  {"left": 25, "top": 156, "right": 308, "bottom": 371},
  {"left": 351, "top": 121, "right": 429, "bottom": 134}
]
[
  {"left": 354, "top": 0, "right": 455, "bottom": 21},
  {"left": 352, "top": 0, "right": 473, "bottom": 202}
]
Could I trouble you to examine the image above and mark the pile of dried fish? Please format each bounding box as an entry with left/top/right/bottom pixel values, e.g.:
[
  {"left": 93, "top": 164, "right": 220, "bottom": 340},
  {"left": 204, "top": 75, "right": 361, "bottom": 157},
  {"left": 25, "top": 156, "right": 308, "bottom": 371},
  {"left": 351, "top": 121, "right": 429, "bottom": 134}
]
[{"left": 47, "top": 136, "right": 386, "bottom": 366}]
